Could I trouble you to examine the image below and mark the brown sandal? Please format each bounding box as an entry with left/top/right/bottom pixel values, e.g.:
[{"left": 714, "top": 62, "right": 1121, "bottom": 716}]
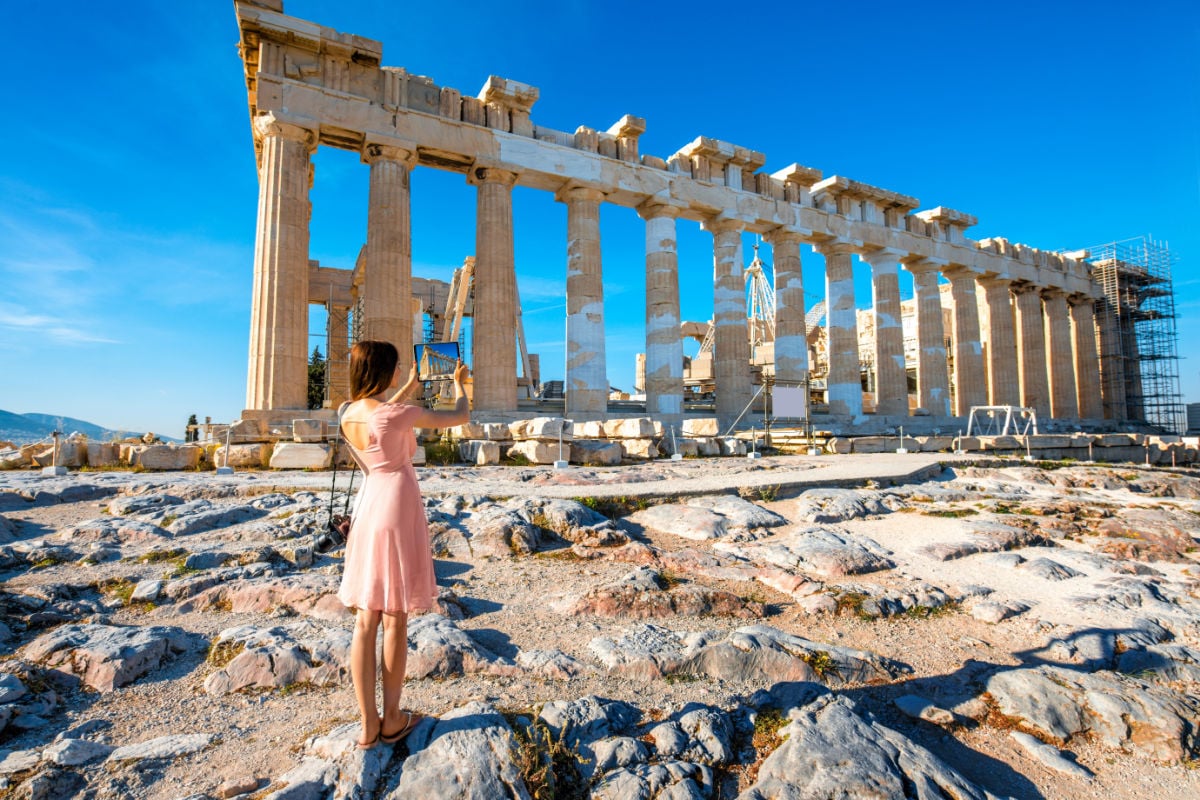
[{"left": 381, "top": 710, "right": 424, "bottom": 744}]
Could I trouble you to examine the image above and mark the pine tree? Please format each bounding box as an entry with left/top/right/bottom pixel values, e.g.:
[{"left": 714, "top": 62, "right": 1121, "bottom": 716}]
[
  {"left": 307, "top": 347, "right": 326, "bottom": 410},
  {"left": 186, "top": 414, "right": 198, "bottom": 443}
]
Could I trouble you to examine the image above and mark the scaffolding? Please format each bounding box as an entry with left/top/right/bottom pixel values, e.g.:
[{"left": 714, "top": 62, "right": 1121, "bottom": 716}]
[{"left": 1087, "top": 236, "right": 1183, "bottom": 433}]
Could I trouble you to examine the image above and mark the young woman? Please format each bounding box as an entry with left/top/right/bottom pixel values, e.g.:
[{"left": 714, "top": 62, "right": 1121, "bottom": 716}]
[{"left": 336, "top": 340, "right": 470, "bottom": 749}]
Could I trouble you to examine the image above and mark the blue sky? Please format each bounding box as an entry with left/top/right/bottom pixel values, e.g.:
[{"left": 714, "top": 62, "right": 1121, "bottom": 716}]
[{"left": 1, "top": 0, "right": 1197, "bottom": 438}]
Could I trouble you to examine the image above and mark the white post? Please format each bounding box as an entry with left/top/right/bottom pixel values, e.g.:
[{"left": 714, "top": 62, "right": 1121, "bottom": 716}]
[
  {"left": 896, "top": 425, "right": 908, "bottom": 454},
  {"left": 554, "top": 419, "right": 570, "bottom": 470},
  {"left": 670, "top": 425, "right": 683, "bottom": 461},
  {"left": 747, "top": 427, "right": 761, "bottom": 459},
  {"left": 216, "top": 423, "right": 235, "bottom": 475}
]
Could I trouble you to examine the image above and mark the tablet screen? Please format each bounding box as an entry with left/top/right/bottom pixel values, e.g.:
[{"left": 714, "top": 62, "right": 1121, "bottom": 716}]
[{"left": 414, "top": 342, "right": 460, "bottom": 380}]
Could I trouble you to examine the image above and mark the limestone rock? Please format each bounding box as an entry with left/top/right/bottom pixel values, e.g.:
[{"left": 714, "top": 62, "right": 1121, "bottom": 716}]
[
  {"left": 604, "top": 417, "right": 655, "bottom": 439},
  {"left": 406, "top": 613, "right": 521, "bottom": 679},
  {"left": 291, "top": 418, "right": 326, "bottom": 443},
  {"left": 214, "top": 443, "right": 271, "bottom": 468},
  {"left": 682, "top": 418, "right": 719, "bottom": 437},
  {"left": 738, "top": 694, "right": 1000, "bottom": 800},
  {"left": 625, "top": 504, "right": 729, "bottom": 540},
  {"left": 107, "top": 733, "right": 215, "bottom": 762},
  {"left": 718, "top": 437, "right": 746, "bottom": 456},
  {"left": 85, "top": 442, "right": 120, "bottom": 467},
  {"left": 23, "top": 623, "right": 193, "bottom": 691},
  {"left": 128, "top": 444, "right": 202, "bottom": 470},
  {"left": 515, "top": 649, "right": 592, "bottom": 679},
  {"left": 620, "top": 439, "right": 659, "bottom": 460},
  {"left": 512, "top": 416, "right": 571, "bottom": 441},
  {"left": 647, "top": 707, "right": 734, "bottom": 765},
  {"left": 970, "top": 600, "right": 1031, "bottom": 624},
  {"left": 390, "top": 702, "right": 529, "bottom": 798},
  {"left": 509, "top": 440, "right": 565, "bottom": 464},
  {"left": 459, "top": 440, "right": 500, "bottom": 466},
  {"left": 42, "top": 738, "right": 114, "bottom": 766},
  {"left": 176, "top": 574, "right": 347, "bottom": 621},
  {"left": 1018, "top": 557, "right": 1084, "bottom": 581},
  {"left": 268, "top": 443, "right": 331, "bottom": 470},
  {"left": 58, "top": 517, "right": 169, "bottom": 546},
  {"left": 792, "top": 488, "right": 899, "bottom": 523},
  {"left": 985, "top": 664, "right": 1200, "bottom": 761},
  {"left": 572, "top": 420, "right": 607, "bottom": 438},
  {"left": 204, "top": 619, "right": 351, "bottom": 694},
  {"left": 1009, "top": 731, "right": 1093, "bottom": 780},
  {"left": 569, "top": 567, "right": 764, "bottom": 619},
  {"left": 570, "top": 439, "right": 622, "bottom": 466},
  {"left": 922, "top": 520, "right": 1051, "bottom": 561},
  {"left": 1094, "top": 508, "right": 1200, "bottom": 562},
  {"left": 504, "top": 497, "right": 627, "bottom": 546},
  {"left": 589, "top": 623, "right": 907, "bottom": 686},
  {"left": 717, "top": 527, "right": 894, "bottom": 577},
  {"left": 592, "top": 760, "right": 714, "bottom": 799},
  {"left": 106, "top": 493, "right": 184, "bottom": 516},
  {"left": 466, "top": 507, "right": 544, "bottom": 557},
  {"left": 893, "top": 694, "right": 956, "bottom": 726}
]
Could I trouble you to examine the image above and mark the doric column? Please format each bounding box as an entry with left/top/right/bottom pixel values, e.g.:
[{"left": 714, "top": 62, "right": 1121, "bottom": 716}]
[
  {"left": 326, "top": 304, "right": 351, "bottom": 408},
  {"left": 766, "top": 229, "right": 808, "bottom": 386},
  {"left": 816, "top": 242, "right": 862, "bottom": 417},
  {"left": 1069, "top": 296, "right": 1102, "bottom": 419},
  {"left": 467, "top": 166, "right": 519, "bottom": 412},
  {"left": 945, "top": 267, "right": 986, "bottom": 415},
  {"left": 705, "top": 217, "right": 752, "bottom": 428},
  {"left": 1013, "top": 284, "right": 1050, "bottom": 417},
  {"left": 246, "top": 112, "right": 317, "bottom": 411},
  {"left": 559, "top": 185, "right": 608, "bottom": 417},
  {"left": 862, "top": 248, "right": 907, "bottom": 416},
  {"left": 977, "top": 276, "right": 1019, "bottom": 406},
  {"left": 360, "top": 139, "right": 418, "bottom": 367},
  {"left": 638, "top": 202, "right": 684, "bottom": 420},
  {"left": 904, "top": 259, "right": 950, "bottom": 416},
  {"left": 1095, "top": 297, "right": 1126, "bottom": 420},
  {"left": 1042, "top": 289, "right": 1078, "bottom": 419}
]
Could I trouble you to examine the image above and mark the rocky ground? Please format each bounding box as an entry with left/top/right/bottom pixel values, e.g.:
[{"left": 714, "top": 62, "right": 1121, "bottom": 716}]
[{"left": 1, "top": 454, "right": 1199, "bottom": 799}]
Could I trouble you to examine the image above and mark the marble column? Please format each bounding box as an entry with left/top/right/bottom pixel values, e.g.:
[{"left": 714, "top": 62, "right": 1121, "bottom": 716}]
[
  {"left": 817, "top": 242, "right": 862, "bottom": 417},
  {"left": 977, "top": 277, "right": 1019, "bottom": 406},
  {"left": 1013, "top": 284, "right": 1050, "bottom": 417},
  {"left": 639, "top": 202, "right": 684, "bottom": 420},
  {"left": 326, "top": 304, "right": 351, "bottom": 409},
  {"left": 945, "top": 268, "right": 986, "bottom": 415},
  {"left": 862, "top": 248, "right": 907, "bottom": 416},
  {"left": 561, "top": 185, "right": 608, "bottom": 418},
  {"left": 468, "top": 166, "right": 518, "bottom": 412},
  {"left": 766, "top": 230, "right": 808, "bottom": 387},
  {"left": 361, "top": 140, "right": 418, "bottom": 369},
  {"left": 1042, "top": 289, "right": 1078, "bottom": 419},
  {"left": 246, "top": 112, "right": 317, "bottom": 411},
  {"left": 1069, "top": 296, "right": 1102, "bottom": 419},
  {"left": 905, "top": 260, "right": 950, "bottom": 416},
  {"left": 706, "top": 218, "right": 752, "bottom": 427}
]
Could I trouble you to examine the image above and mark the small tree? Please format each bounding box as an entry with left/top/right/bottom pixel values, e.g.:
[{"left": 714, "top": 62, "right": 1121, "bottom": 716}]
[
  {"left": 186, "top": 414, "right": 199, "bottom": 443},
  {"left": 307, "top": 347, "right": 326, "bottom": 410}
]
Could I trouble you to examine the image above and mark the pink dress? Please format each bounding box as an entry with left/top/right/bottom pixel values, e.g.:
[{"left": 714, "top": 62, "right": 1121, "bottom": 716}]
[{"left": 337, "top": 403, "right": 437, "bottom": 614}]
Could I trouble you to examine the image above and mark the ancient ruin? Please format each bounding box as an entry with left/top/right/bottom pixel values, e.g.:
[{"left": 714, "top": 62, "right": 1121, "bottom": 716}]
[{"left": 232, "top": 0, "right": 1176, "bottom": 436}]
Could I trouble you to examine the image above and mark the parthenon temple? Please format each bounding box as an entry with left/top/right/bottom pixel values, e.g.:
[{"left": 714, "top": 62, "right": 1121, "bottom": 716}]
[{"left": 234, "top": 0, "right": 1163, "bottom": 434}]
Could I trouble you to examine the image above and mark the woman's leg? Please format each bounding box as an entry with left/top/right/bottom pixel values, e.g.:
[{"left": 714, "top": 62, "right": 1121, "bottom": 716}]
[
  {"left": 351, "top": 609, "right": 382, "bottom": 745},
  {"left": 380, "top": 610, "right": 410, "bottom": 734}
]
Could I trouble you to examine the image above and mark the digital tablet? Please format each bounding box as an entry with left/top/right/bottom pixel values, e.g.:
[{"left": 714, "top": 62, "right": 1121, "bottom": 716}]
[{"left": 414, "top": 342, "right": 460, "bottom": 381}]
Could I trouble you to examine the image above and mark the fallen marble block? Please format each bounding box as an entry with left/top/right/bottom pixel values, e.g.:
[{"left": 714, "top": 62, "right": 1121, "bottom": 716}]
[{"left": 23, "top": 623, "right": 193, "bottom": 692}]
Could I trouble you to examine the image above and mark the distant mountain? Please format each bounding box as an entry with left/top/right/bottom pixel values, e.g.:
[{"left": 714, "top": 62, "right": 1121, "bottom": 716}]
[{"left": 0, "top": 409, "right": 160, "bottom": 446}]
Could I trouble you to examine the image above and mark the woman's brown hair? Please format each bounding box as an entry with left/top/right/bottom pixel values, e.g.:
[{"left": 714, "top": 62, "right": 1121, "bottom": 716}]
[{"left": 349, "top": 340, "right": 399, "bottom": 400}]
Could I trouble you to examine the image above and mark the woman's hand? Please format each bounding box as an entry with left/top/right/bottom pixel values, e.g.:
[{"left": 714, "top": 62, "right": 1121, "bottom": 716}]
[
  {"left": 453, "top": 360, "right": 469, "bottom": 385},
  {"left": 408, "top": 361, "right": 419, "bottom": 384}
]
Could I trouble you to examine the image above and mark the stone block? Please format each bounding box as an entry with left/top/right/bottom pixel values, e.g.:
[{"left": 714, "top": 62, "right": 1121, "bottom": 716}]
[
  {"left": 215, "top": 443, "right": 271, "bottom": 469},
  {"left": 826, "top": 438, "right": 852, "bottom": 454},
  {"left": 695, "top": 437, "right": 722, "bottom": 456},
  {"left": 34, "top": 441, "right": 85, "bottom": 467},
  {"left": 292, "top": 419, "right": 326, "bottom": 443},
  {"left": 459, "top": 440, "right": 501, "bottom": 466},
  {"left": 661, "top": 437, "right": 699, "bottom": 457},
  {"left": 979, "top": 436, "right": 1022, "bottom": 450},
  {"left": 603, "top": 417, "right": 655, "bottom": 439},
  {"left": 130, "top": 445, "right": 202, "bottom": 471},
  {"left": 916, "top": 436, "right": 955, "bottom": 452},
  {"left": 509, "top": 440, "right": 563, "bottom": 465},
  {"left": 572, "top": 421, "right": 607, "bottom": 439},
  {"left": 570, "top": 440, "right": 622, "bottom": 466},
  {"left": 514, "top": 417, "right": 571, "bottom": 441},
  {"left": 1026, "top": 435, "right": 1072, "bottom": 449},
  {"left": 450, "top": 422, "right": 487, "bottom": 440},
  {"left": 412, "top": 447, "right": 426, "bottom": 466},
  {"left": 230, "top": 418, "right": 265, "bottom": 444},
  {"left": 682, "top": 418, "right": 719, "bottom": 437},
  {"left": 850, "top": 437, "right": 892, "bottom": 454},
  {"left": 718, "top": 438, "right": 746, "bottom": 456},
  {"left": 268, "top": 443, "right": 331, "bottom": 470},
  {"left": 484, "top": 423, "right": 512, "bottom": 441},
  {"left": 956, "top": 436, "right": 980, "bottom": 451},
  {"left": 1092, "top": 434, "right": 1137, "bottom": 447},
  {"left": 86, "top": 443, "right": 120, "bottom": 467},
  {"left": 621, "top": 440, "right": 659, "bottom": 460},
  {"left": 0, "top": 447, "right": 30, "bottom": 468}
]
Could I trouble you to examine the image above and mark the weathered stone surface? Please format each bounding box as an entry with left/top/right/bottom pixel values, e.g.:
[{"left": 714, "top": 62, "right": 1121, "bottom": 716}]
[
  {"left": 620, "top": 439, "right": 659, "bottom": 460},
  {"left": 648, "top": 707, "right": 734, "bottom": 765},
  {"left": 1094, "top": 508, "right": 1200, "bottom": 562},
  {"left": 515, "top": 649, "right": 592, "bottom": 679},
  {"left": 569, "top": 566, "right": 763, "bottom": 619},
  {"left": 695, "top": 437, "right": 721, "bottom": 456},
  {"left": 791, "top": 488, "right": 899, "bottom": 523},
  {"left": 58, "top": 517, "right": 169, "bottom": 546},
  {"left": 986, "top": 664, "right": 1200, "bottom": 761},
  {"left": 626, "top": 495, "right": 783, "bottom": 541},
  {"left": 893, "top": 694, "right": 956, "bottom": 726},
  {"left": 204, "top": 619, "right": 351, "bottom": 694},
  {"left": 1009, "top": 731, "right": 1093, "bottom": 780},
  {"left": 1018, "top": 556, "right": 1084, "bottom": 581},
  {"left": 511, "top": 416, "right": 571, "bottom": 441},
  {"left": 459, "top": 440, "right": 500, "bottom": 466},
  {"left": 739, "top": 694, "right": 999, "bottom": 800},
  {"left": 592, "top": 760, "right": 714, "bottom": 799},
  {"left": 569, "top": 439, "right": 622, "bottom": 466},
  {"left": 106, "top": 493, "right": 184, "bottom": 516},
  {"left": 717, "top": 527, "right": 894, "bottom": 577},
  {"left": 128, "top": 444, "right": 202, "bottom": 470},
  {"left": 177, "top": 574, "right": 347, "bottom": 621},
  {"left": 509, "top": 440, "right": 565, "bottom": 464},
  {"left": 214, "top": 443, "right": 270, "bottom": 468},
  {"left": 589, "top": 623, "right": 907, "bottom": 686},
  {"left": 682, "top": 418, "right": 719, "bottom": 437},
  {"left": 42, "top": 738, "right": 114, "bottom": 766},
  {"left": 572, "top": 420, "right": 607, "bottom": 438},
  {"left": 922, "top": 520, "right": 1051, "bottom": 561},
  {"left": 107, "top": 733, "right": 215, "bottom": 762},
  {"left": 23, "top": 624, "right": 192, "bottom": 691},
  {"left": 466, "top": 507, "right": 544, "bottom": 557},
  {"left": 291, "top": 418, "right": 326, "bottom": 443},
  {"left": 85, "top": 442, "right": 120, "bottom": 467},
  {"left": 970, "top": 599, "right": 1030, "bottom": 623},
  {"left": 390, "top": 702, "right": 528, "bottom": 799},
  {"left": 268, "top": 442, "right": 331, "bottom": 470},
  {"left": 159, "top": 500, "right": 267, "bottom": 536},
  {"left": 604, "top": 418, "right": 655, "bottom": 439},
  {"left": 449, "top": 422, "right": 487, "bottom": 440},
  {"left": 718, "top": 437, "right": 746, "bottom": 456},
  {"left": 504, "top": 497, "right": 627, "bottom": 546},
  {"left": 406, "top": 613, "right": 521, "bottom": 679}
]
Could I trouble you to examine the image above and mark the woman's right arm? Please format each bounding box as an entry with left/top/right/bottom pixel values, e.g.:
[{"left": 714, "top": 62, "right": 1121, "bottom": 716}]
[{"left": 411, "top": 361, "right": 470, "bottom": 429}]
